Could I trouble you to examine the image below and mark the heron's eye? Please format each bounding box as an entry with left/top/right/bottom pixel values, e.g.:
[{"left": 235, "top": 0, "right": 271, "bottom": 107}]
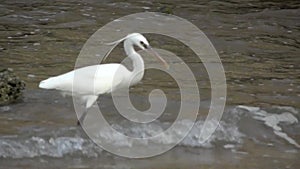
[{"left": 140, "top": 41, "right": 147, "bottom": 49}]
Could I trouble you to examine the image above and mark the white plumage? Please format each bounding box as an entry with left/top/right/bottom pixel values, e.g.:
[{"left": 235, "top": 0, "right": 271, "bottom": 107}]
[
  {"left": 40, "top": 64, "right": 129, "bottom": 95},
  {"left": 39, "top": 33, "right": 168, "bottom": 125}
]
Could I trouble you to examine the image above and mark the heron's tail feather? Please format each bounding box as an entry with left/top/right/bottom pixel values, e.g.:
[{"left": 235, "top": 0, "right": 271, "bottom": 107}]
[{"left": 39, "top": 77, "right": 59, "bottom": 89}]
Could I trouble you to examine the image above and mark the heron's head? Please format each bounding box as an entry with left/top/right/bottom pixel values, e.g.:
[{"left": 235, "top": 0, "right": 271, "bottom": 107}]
[
  {"left": 127, "top": 33, "right": 150, "bottom": 50},
  {"left": 127, "top": 33, "right": 169, "bottom": 69},
  {"left": 105, "top": 33, "right": 169, "bottom": 69}
]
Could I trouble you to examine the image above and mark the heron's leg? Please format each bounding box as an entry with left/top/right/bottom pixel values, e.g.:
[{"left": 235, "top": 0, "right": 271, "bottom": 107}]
[
  {"left": 77, "top": 109, "right": 88, "bottom": 125},
  {"left": 77, "top": 95, "right": 98, "bottom": 125}
]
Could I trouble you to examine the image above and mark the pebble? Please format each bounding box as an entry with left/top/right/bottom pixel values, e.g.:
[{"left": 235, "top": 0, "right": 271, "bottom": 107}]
[
  {"left": 224, "top": 144, "right": 235, "bottom": 149},
  {"left": 0, "top": 106, "right": 11, "bottom": 112},
  {"left": 39, "top": 18, "right": 49, "bottom": 21},
  {"left": 82, "top": 13, "right": 90, "bottom": 17},
  {"left": 27, "top": 74, "right": 36, "bottom": 78}
]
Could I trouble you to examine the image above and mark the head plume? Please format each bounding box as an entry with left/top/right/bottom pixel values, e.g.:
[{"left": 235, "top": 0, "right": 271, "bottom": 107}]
[{"left": 102, "top": 33, "right": 142, "bottom": 62}]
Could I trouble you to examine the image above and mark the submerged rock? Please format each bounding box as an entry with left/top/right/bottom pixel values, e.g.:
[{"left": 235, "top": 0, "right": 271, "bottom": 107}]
[
  {"left": 158, "top": 6, "right": 174, "bottom": 14},
  {"left": 0, "top": 68, "right": 25, "bottom": 105}
]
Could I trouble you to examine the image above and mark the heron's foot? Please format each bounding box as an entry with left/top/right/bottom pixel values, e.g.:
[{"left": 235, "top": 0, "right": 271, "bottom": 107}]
[{"left": 77, "top": 110, "right": 88, "bottom": 126}]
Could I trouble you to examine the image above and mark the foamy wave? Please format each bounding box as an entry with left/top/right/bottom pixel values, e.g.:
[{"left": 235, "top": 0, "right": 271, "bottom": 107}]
[
  {"left": 0, "top": 105, "right": 298, "bottom": 158},
  {"left": 0, "top": 136, "right": 102, "bottom": 158},
  {"left": 0, "top": 119, "right": 243, "bottom": 158},
  {"left": 237, "top": 105, "right": 300, "bottom": 148}
]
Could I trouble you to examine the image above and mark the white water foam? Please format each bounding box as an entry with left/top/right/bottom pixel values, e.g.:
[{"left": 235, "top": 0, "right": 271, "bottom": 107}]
[
  {"left": 0, "top": 136, "right": 102, "bottom": 158},
  {"left": 0, "top": 119, "right": 243, "bottom": 158},
  {"left": 237, "top": 105, "right": 300, "bottom": 148},
  {"left": 0, "top": 105, "right": 298, "bottom": 158},
  {"left": 94, "top": 119, "right": 244, "bottom": 148}
]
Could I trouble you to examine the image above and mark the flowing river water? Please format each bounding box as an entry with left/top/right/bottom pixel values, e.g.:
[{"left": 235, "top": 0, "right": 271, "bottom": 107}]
[{"left": 0, "top": 0, "right": 299, "bottom": 168}]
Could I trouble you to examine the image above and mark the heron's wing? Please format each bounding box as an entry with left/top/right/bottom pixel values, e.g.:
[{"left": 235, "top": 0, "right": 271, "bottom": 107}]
[
  {"left": 39, "top": 64, "right": 129, "bottom": 95},
  {"left": 92, "top": 64, "right": 129, "bottom": 94}
]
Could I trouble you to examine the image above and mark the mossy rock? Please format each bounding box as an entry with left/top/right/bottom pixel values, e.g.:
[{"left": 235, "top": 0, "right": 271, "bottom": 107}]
[
  {"left": 158, "top": 6, "right": 174, "bottom": 14},
  {"left": 0, "top": 69, "right": 26, "bottom": 105}
]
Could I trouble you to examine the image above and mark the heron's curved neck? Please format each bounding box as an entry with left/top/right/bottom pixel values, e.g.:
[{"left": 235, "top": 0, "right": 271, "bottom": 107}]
[{"left": 124, "top": 40, "right": 144, "bottom": 84}]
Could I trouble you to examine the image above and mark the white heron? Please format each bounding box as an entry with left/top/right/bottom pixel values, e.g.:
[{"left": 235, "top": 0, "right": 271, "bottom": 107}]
[{"left": 39, "top": 33, "right": 168, "bottom": 125}]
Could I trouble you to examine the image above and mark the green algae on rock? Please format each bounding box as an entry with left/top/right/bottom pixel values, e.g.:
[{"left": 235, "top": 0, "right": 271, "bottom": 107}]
[{"left": 0, "top": 68, "right": 25, "bottom": 105}]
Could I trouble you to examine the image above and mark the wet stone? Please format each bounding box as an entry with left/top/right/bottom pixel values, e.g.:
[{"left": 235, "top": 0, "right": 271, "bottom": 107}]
[{"left": 0, "top": 68, "right": 25, "bottom": 105}]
